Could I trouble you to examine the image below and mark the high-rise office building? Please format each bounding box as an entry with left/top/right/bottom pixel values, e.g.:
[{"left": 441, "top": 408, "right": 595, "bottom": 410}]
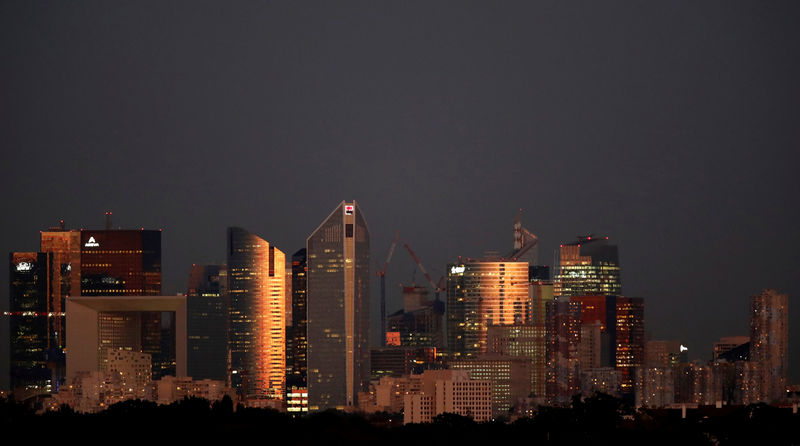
[
  {"left": 306, "top": 201, "right": 370, "bottom": 410},
  {"left": 40, "top": 224, "right": 80, "bottom": 353},
  {"left": 554, "top": 236, "right": 621, "bottom": 297},
  {"left": 186, "top": 264, "right": 227, "bottom": 381},
  {"left": 750, "top": 288, "right": 788, "bottom": 403},
  {"left": 571, "top": 295, "right": 644, "bottom": 395},
  {"left": 287, "top": 248, "right": 307, "bottom": 390},
  {"left": 227, "top": 227, "right": 286, "bottom": 400},
  {"left": 9, "top": 252, "right": 54, "bottom": 394},
  {"left": 487, "top": 324, "right": 547, "bottom": 398},
  {"left": 79, "top": 229, "right": 162, "bottom": 296},
  {"left": 446, "top": 259, "right": 530, "bottom": 358}
]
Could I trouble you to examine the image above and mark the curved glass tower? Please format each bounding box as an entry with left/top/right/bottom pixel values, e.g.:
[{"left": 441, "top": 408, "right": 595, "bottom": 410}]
[
  {"left": 227, "top": 227, "right": 286, "bottom": 400},
  {"left": 306, "top": 201, "right": 370, "bottom": 410}
]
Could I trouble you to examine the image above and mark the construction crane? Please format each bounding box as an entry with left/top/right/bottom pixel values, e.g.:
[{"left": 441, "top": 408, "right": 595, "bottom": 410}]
[
  {"left": 403, "top": 243, "right": 445, "bottom": 303},
  {"left": 376, "top": 231, "right": 400, "bottom": 346}
]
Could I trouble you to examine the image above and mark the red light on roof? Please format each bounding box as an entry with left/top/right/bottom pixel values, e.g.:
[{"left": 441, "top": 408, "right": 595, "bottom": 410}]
[
  {"left": 605, "top": 237, "right": 609, "bottom": 240},
  {"left": 587, "top": 236, "right": 592, "bottom": 240}
]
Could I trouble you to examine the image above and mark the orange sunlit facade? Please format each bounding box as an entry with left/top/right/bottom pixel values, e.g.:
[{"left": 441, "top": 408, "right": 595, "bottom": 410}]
[
  {"left": 40, "top": 228, "right": 81, "bottom": 350},
  {"left": 447, "top": 260, "right": 530, "bottom": 358},
  {"left": 227, "top": 227, "right": 286, "bottom": 401}
]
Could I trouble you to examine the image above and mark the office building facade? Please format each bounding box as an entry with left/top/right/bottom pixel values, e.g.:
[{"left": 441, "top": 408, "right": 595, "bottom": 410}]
[
  {"left": 287, "top": 248, "right": 307, "bottom": 389},
  {"left": 9, "top": 252, "right": 55, "bottom": 393},
  {"left": 227, "top": 227, "right": 286, "bottom": 400},
  {"left": 307, "top": 201, "right": 370, "bottom": 410},
  {"left": 554, "top": 236, "right": 621, "bottom": 297},
  {"left": 186, "top": 264, "right": 228, "bottom": 381},
  {"left": 750, "top": 288, "right": 789, "bottom": 403},
  {"left": 79, "top": 229, "right": 162, "bottom": 296},
  {"left": 446, "top": 259, "right": 530, "bottom": 358}
]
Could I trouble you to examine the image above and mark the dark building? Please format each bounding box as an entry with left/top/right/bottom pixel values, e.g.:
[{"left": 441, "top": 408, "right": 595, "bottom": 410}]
[
  {"left": 186, "top": 264, "right": 227, "bottom": 381},
  {"left": 545, "top": 299, "right": 582, "bottom": 405},
  {"left": 9, "top": 252, "right": 58, "bottom": 394},
  {"left": 307, "top": 201, "right": 370, "bottom": 410},
  {"left": 386, "top": 285, "right": 443, "bottom": 348},
  {"left": 79, "top": 230, "right": 162, "bottom": 296},
  {"left": 287, "top": 248, "right": 307, "bottom": 389},
  {"left": 555, "top": 235, "right": 621, "bottom": 297}
]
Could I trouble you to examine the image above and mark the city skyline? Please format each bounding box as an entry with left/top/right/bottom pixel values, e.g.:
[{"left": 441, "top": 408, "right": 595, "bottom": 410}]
[{"left": 1, "top": 0, "right": 798, "bottom": 389}]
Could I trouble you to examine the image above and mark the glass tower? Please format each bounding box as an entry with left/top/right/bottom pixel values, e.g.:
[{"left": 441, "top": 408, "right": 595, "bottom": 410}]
[
  {"left": 307, "top": 201, "right": 370, "bottom": 410},
  {"left": 554, "top": 236, "right": 621, "bottom": 297},
  {"left": 9, "top": 252, "right": 54, "bottom": 393},
  {"left": 287, "top": 248, "right": 307, "bottom": 389},
  {"left": 79, "top": 229, "right": 162, "bottom": 296},
  {"left": 446, "top": 260, "right": 530, "bottom": 358},
  {"left": 186, "top": 264, "right": 227, "bottom": 381},
  {"left": 227, "top": 227, "right": 286, "bottom": 400}
]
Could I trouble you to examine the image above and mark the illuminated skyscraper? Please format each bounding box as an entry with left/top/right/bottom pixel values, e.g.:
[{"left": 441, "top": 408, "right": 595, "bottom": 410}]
[
  {"left": 572, "top": 295, "right": 645, "bottom": 395},
  {"left": 750, "top": 288, "right": 788, "bottom": 403},
  {"left": 186, "top": 264, "right": 227, "bottom": 381},
  {"left": 446, "top": 259, "right": 530, "bottom": 358},
  {"left": 227, "top": 227, "right": 286, "bottom": 400},
  {"left": 9, "top": 252, "right": 54, "bottom": 394},
  {"left": 306, "top": 201, "right": 370, "bottom": 410},
  {"left": 79, "top": 229, "right": 162, "bottom": 296},
  {"left": 554, "top": 236, "right": 621, "bottom": 297},
  {"left": 40, "top": 224, "right": 80, "bottom": 352}
]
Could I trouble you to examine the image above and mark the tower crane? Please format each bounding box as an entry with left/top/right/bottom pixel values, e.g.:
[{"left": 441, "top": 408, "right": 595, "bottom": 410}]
[{"left": 376, "top": 231, "right": 399, "bottom": 346}]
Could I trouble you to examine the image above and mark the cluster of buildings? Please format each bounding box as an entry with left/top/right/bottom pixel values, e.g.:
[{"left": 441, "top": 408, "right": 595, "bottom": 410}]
[{"left": 5, "top": 205, "right": 791, "bottom": 421}]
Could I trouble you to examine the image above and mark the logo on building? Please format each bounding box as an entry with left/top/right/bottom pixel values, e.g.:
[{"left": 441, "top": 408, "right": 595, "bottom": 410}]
[
  {"left": 15, "top": 262, "right": 32, "bottom": 272},
  {"left": 450, "top": 265, "right": 465, "bottom": 274},
  {"left": 85, "top": 236, "right": 100, "bottom": 248},
  {"left": 344, "top": 205, "right": 354, "bottom": 215}
]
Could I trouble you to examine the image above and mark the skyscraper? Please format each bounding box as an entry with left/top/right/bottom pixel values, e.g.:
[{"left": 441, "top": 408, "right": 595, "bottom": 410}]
[
  {"left": 227, "top": 227, "right": 286, "bottom": 400},
  {"left": 571, "top": 295, "right": 645, "bottom": 395},
  {"left": 40, "top": 224, "right": 80, "bottom": 353},
  {"left": 306, "top": 201, "right": 370, "bottom": 410},
  {"left": 9, "top": 252, "right": 54, "bottom": 394},
  {"left": 750, "top": 288, "right": 788, "bottom": 403},
  {"left": 446, "top": 258, "right": 530, "bottom": 358},
  {"left": 554, "top": 236, "right": 621, "bottom": 297},
  {"left": 79, "top": 229, "right": 162, "bottom": 296},
  {"left": 186, "top": 264, "right": 227, "bottom": 381},
  {"left": 287, "top": 248, "right": 307, "bottom": 390}
]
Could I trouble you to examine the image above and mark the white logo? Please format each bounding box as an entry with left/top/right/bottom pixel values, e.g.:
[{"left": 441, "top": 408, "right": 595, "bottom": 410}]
[
  {"left": 16, "top": 262, "right": 32, "bottom": 272},
  {"left": 680, "top": 345, "right": 688, "bottom": 352},
  {"left": 85, "top": 236, "right": 100, "bottom": 248},
  {"left": 450, "top": 265, "right": 465, "bottom": 274},
  {"left": 344, "top": 205, "right": 354, "bottom": 215}
]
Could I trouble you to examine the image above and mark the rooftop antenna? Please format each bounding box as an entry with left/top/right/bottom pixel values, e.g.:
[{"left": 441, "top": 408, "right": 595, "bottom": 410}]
[{"left": 105, "top": 211, "right": 112, "bottom": 230}]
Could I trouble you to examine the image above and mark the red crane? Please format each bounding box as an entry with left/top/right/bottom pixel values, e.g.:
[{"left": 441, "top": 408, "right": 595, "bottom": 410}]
[{"left": 403, "top": 243, "right": 445, "bottom": 302}]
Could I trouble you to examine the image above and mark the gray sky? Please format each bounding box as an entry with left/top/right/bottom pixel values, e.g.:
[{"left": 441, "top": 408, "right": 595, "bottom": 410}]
[{"left": 2, "top": 1, "right": 799, "bottom": 385}]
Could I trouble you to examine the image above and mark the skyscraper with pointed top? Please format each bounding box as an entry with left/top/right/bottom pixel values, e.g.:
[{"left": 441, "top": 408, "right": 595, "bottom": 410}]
[{"left": 306, "top": 201, "right": 370, "bottom": 410}]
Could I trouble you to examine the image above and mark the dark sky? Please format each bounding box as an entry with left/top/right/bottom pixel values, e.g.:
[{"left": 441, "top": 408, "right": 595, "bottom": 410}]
[{"left": 2, "top": 1, "right": 799, "bottom": 386}]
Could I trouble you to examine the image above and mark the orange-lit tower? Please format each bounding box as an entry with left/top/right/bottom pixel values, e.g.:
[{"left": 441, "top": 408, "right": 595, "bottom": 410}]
[
  {"left": 227, "top": 227, "right": 286, "bottom": 401},
  {"left": 39, "top": 221, "right": 81, "bottom": 351}
]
